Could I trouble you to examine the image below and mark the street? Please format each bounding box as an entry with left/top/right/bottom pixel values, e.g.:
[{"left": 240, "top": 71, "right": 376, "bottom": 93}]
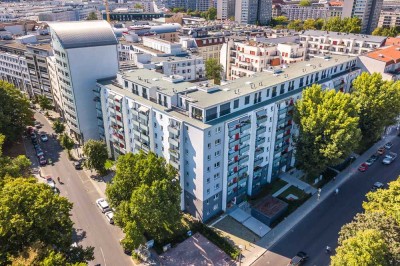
[
  {"left": 26, "top": 112, "right": 133, "bottom": 266},
  {"left": 252, "top": 135, "right": 400, "bottom": 266}
]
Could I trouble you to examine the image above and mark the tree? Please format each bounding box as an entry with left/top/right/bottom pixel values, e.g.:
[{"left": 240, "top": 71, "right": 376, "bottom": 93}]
[
  {"left": 0, "top": 80, "right": 33, "bottom": 142},
  {"left": 288, "top": 20, "right": 303, "bottom": 31},
  {"left": 372, "top": 26, "right": 400, "bottom": 37},
  {"left": 82, "top": 139, "right": 108, "bottom": 175},
  {"left": 134, "top": 3, "right": 143, "bottom": 9},
  {"left": 351, "top": 73, "right": 400, "bottom": 146},
  {"left": 0, "top": 178, "right": 73, "bottom": 264},
  {"left": 331, "top": 229, "right": 390, "bottom": 266},
  {"left": 106, "top": 151, "right": 181, "bottom": 249},
  {"left": 205, "top": 58, "right": 223, "bottom": 85},
  {"left": 323, "top": 17, "right": 361, "bottom": 33},
  {"left": 37, "top": 95, "right": 52, "bottom": 111},
  {"left": 206, "top": 7, "right": 217, "bottom": 20},
  {"left": 299, "top": 0, "right": 311, "bottom": 6},
  {"left": 338, "top": 212, "right": 400, "bottom": 264},
  {"left": 271, "top": 16, "right": 289, "bottom": 27},
  {"left": 229, "top": 16, "right": 235, "bottom": 21},
  {"left": 52, "top": 119, "right": 65, "bottom": 134},
  {"left": 86, "top": 11, "right": 98, "bottom": 20},
  {"left": 0, "top": 134, "right": 30, "bottom": 179},
  {"left": 60, "top": 133, "right": 75, "bottom": 158},
  {"left": 293, "top": 84, "right": 361, "bottom": 178}
]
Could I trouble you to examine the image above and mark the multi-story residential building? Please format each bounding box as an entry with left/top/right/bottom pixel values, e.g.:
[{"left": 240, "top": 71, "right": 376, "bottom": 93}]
[
  {"left": 47, "top": 56, "right": 62, "bottom": 113},
  {"left": 377, "top": 8, "right": 400, "bottom": 27},
  {"left": 328, "top": 1, "right": 343, "bottom": 18},
  {"left": 342, "top": 0, "right": 383, "bottom": 34},
  {"left": 181, "top": 35, "right": 226, "bottom": 62},
  {"left": 235, "top": 0, "right": 272, "bottom": 25},
  {"left": 358, "top": 45, "right": 400, "bottom": 80},
  {"left": 102, "top": 11, "right": 164, "bottom": 21},
  {"left": 280, "top": 3, "right": 329, "bottom": 21},
  {"left": 126, "top": 23, "right": 181, "bottom": 43},
  {"left": 220, "top": 39, "right": 305, "bottom": 80},
  {"left": 48, "top": 21, "right": 119, "bottom": 143},
  {"left": 299, "top": 30, "right": 386, "bottom": 56},
  {"left": 150, "top": 56, "right": 205, "bottom": 81},
  {"left": 96, "top": 54, "right": 360, "bottom": 221},
  {"left": 0, "top": 50, "right": 31, "bottom": 96},
  {"left": 217, "top": 0, "right": 236, "bottom": 20}
]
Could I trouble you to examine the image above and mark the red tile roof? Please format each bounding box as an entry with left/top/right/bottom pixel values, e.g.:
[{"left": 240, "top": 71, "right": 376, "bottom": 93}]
[
  {"left": 384, "top": 37, "right": 400, "bottom": 46},
  {"left": 366, "top": 45, "right": 400, "bottom": 65},
  {"left": 329, "top": 1, "right": 344, "bottom": 6},
  {"left": 195, "top": 37, "right": 226, "bottom": 47}
]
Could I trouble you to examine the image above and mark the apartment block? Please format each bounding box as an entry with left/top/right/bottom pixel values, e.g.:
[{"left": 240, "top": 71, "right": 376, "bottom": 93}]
[
  {"left": 280, "top": 4, "right": 329, "bottom": 20},
  {"left": 0, "top": 51, "right": 31, "bottom": 96},
  {"left": 97, "top": 55, "right": 360, "bottom": 221},
  {"left": 217, "top": 0, "right": 236, "bottom": 20},
  {"left": 358, "top": 45, "right": 400, "bottom": 80},
  {"left": 377, "top": 8, "right": 400, "bottom": 28},
  {"left": 299, "top": 30, "right": 386, "bottom": 56},
  {"left": 342, "top": 0, "right": 383, "bottom": 34},
  {"left": 48, "top": 21, "right": 118, "bottom": 143}
]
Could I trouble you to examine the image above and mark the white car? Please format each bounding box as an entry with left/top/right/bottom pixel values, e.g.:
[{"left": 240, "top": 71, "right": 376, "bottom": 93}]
[
  {"left": 40, "top": 134, "right": 48, "bottom": 142},
  {"left": 96, "top": 198, "right": 111, "bottom": 213},
  {"left": 382, "top": 152, "right": 397, "bottom": 165},
  {"left": 105, "top": 211, "right": 114, "bottom": 224},
  {"left": 46, "top": 177, "right": 56, "bottom": 188},
  {"left": 371, "top": 182, "right": 384, "bottom": 191}
]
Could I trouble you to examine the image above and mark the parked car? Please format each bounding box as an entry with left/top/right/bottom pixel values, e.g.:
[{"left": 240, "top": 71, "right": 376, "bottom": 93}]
[
  {"left": 371, "top": 182, "right": 384, "bottom": 191},
  {"left": 289, "top": 252, "right": 308, "bottom": 266},
  {"left": 30, "top": 133, "right": 37, "bottom": 140},
  {"left": 358, "top": 163, "right": 368, "bottom": 172},
  {"left": 36, "top": 149, "right": 44, "bottom": 157},
  {"left": 96, "top": 198, "right": 111, "bottom": 213},
  {"left": 46, "top": 177, "right": 56, "bottom": 188},
  {"left": 377, "top": 147, "right": 385, "bottom": 155},
  {"left": 33, "top": 143, "right": 40, "bottom": 150},
  {"left": 73, "top": 160, "right": 83, "bottom": 170},
  {"left": 27, "top": 126, "right": 34, "bottom": 135},
  {"left": 382, "top": 152, "right": 397, "bottom": 165},
  {"left": 105, "top": 211, "right": 114, "bottom": 224},
  {"left": 38, "top": 155, "right": 47, "bottom": 166},
  {"left": 40, "top": 134, "right": 48, "bottom": 142},
  {"left": 384, "top": 142, "right": 393, "bottom": 149},
  {"left": 365, "top": 158, "right": 375, "bottom": 166}
]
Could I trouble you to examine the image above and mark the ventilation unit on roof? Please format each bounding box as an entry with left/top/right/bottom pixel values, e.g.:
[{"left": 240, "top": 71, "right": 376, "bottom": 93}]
[{"left": 379, "top": 54, "right": 384, "bottom": 57}]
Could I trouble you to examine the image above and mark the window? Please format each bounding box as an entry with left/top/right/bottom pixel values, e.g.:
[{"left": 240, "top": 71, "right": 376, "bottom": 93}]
[
  {"left": 280, "top": 84, "right": 285, "bottom": 94},
  {"left": 213, "top": 204, "right": 218, "bottom": 210},
  {"left": 233, "top": 99, "right": 239, "bottom": 109},
  {"left": 208, "top": 143, "right": 211, "bottom": 149},
  {"left": 214, "top": 162, "right": 220, "bottom": 168},
  {"left": 124, "top": 81, "right": 128, "bottom": 88},
  {"left": 206, "top": 107, "right": 218, "bottom": 121},
  {"left": 208, "top": 131, "right": 211, "bottom": 137},
  {"left": 215, "top": 150, "right": 220, "bottom": 157},
  {"left": 245, "top": 96, "right": 250, "bottom": 105},
  {"left": 207, "top": 178, "right": 210, "bottom": 184},
  {"left": 207, "top": 155, "right": 211, "bottom": 160},
  {"left": 207, "top": 189, "right": 210, "bottom": 195},
  {"left": 266, "top": 89, "right": 270, "bottom": 97},
  {"left": 159, "top": 114, "right": 163, "bottom": 119},
  {"left": 215, "top": 139, "right": 221, "bottom": 145},
  {"left": 214, "top": 194, "right": 219, "bottom": 200},
  {"left": 214, "top": 173, "right": 220, "bottom": 180},
  {"left": 272, "top": 87, "right": 277, "bottom": 97},
  {"left": 207, "top": 167, "right": 210, "bottom": 172},
  {"left": 216, "top": 127, "right": 221, "bottom": 133},
  {"left": 220, "top": 102, "right": 231, "bottom": 116},
  {"left": 215, "top": 183, "right": 220, "bottom": 190}
]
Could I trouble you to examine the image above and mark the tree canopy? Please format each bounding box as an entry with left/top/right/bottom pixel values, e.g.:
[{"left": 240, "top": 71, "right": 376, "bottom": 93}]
[
  {"left": 293, "top": 84, "right": 361, "bottom": 177},
  {"left": 52, "top": 119, "right": 65, "bottom": 134},
  {"left": 60, "top": 133, "right": 75, "bottom": 157},
  {"left": 205, "top": 58, "right": 223, "bottom": 85},
  {"left": 106, "top": 151, "right": 181, "bottom": 250},
  {"left": 0, "top": 81, "right": 33, "bottom": 142},
  {"left": 37, "top": 95, "right": 53, "bottom": 111},
  {"left": 351, "top": 73, "right": 400, "bottom": 146},
  {"left": 322, "top": 17, "right": 361, "bottom": 33},
  {"left": 0, "top": 134, "right": 30, "bottom": 181},
  {"left": 82, "top": 139, "right": 108, "bottom": 175},
  {"left": 86, "top": 12, "right": 98, "bottom": 20},
  {"left": 372, "top": 26, "right": 400, "bottom": 37},
  {"left": 299, "top": 0, "right": 311, "bottom": 6}
]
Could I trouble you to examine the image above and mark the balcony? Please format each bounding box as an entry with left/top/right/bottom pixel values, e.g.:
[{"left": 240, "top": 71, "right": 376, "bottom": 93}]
[
  {"left": 131, "top": 109, "right": 139, "bottom": 116},
  {"left": 133, "top": 130, "right": 140, "bottom": 138},
  {"left": 140, "top": 134, "right": 149, "bottom": 142},
  {"left": 228, "top": 161, "right": 239, "bottom": 172},
  {"left": 169, "top": 159, "right": 180, "bottom": 170},
  {"left": 228, "top": 150, "right": 239, "bottom": 160},
  {"left": 169, "top": 137, "right": 179, "bottom": 147},
  {"left": 256, "top": 126, "right": 266, "bottom": 135},
  {"left": 169, "top": 149, "right": 180, "bottom": 160},
  {"left": 132, "top": 120, "right": 140, "bottom": 127},
  {"left": 168, "top": 125, "right": 180, "bottom": 136},
  {"left": 287, "top": 105, "right": 294, "bottom": 112},
  {"left": 256, "top": 137, "right": 266, "bottom": 146},
  {"left": 229, "top": 127, "right": 240, "bottom": 137},
  {"left": 240, "top": 145, "right": 250, "bottom": 155},
  {"left": 240, "top": 122, "right": 251, "bottom": 132},
  {"left": 238, "top": 155, "right": 249, "bottom": 165},
  {"left": 139, "top": 112, "right": 148, "bottom": 122},
  {"left": 276, "top": 128, "right": 284, "bottom": 137},
  {"left": 228, "top": 171, "right": 238, "bottom": 180},
  {"left": 229, "top": 139, "right": 240, "bottom": 148},
  {"left": 240, "top": 134, "right": 250, "bottom": 144},
  {"left": 278, "top": 107, "right": 287, "bottom": 115},
  {"left": 139, "top": 123, "right": 148, "bottom": 131},
  {"left": 274, "top": 146, "right": 284, "bottom": 154},
  {"left": 255, "top": 147, "right": 264, "bottom": 157},
  {"left": 273, "top": 157, "right": 280, "bottom": 167},
  {"left": 141, "top": 144, "right": 150, "bottom": 153},
  {"left": 254, "top": 157, "right": 264, "bottom": 167},
  {"left": 238, "top": 166, "right": 248, "bottom": 176},
  {"left": 253, "top": 166, "right": 262, "bottom": 176}
]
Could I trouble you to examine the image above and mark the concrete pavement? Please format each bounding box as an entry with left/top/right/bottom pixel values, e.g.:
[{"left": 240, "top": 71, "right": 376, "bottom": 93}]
[
  {"left": 241, "top": 133, "right": 397, "bottom": 266},
  {"left": 27, "top": 112, "right": 134, "bottom": 266}
]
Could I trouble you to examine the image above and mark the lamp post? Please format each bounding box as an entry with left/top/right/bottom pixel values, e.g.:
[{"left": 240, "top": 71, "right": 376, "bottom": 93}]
[{"left": 238, "top": 245, "right": 243, "bottom": 266}]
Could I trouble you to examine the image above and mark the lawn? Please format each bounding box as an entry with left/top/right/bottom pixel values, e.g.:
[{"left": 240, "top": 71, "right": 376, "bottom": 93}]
[{"left": 249, "top": 178, "right": 288, "bottom": 202}]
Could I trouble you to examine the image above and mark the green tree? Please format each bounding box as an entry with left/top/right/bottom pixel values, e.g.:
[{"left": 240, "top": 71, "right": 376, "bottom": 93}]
[
  {"left": 205, "top": 58, "right": 223, "bottom": 85},
  {"left": 60, "top": 133, "right": 75, "bottom": 158},
  {"left": 323, "top": 17, "right": 361, "bottom": 33},
  {"left": 206, "top": 7, "right": 217, "bottom": 20},
  {"left": 37, "top": 95, "right": 53, "bottom": 111},
  {"left": 288, "top": 20, "right": 303, "bottom": 31},
  {"left": 134, "top": 3, "right": 143, "bottom": 9},
  {"left": 229, "top": 16, "right": 235, "bottom": 21},
  {"left": 52, "top": 119, "right": 65, "bottom": 134},
  {"left": 351, "top": 73, "right": 400, "bottom": 146},
  {"left": 82, "top": 139, "right": 108, "bottom": 175},
  {"left": 331, "top": 229, "right": 390, "bottom": 266},
  {"left": 0, "top": 80, "right": 33, "bottom": 142},
  {"left": 299, "top": 0, "right": 311, "bottom": 6},
  {"left": 0, "top": 178, "right": 73, "bottom": 264},
  {"left": 0, "top": 134, "right": 30, "bottom": 179},
  {"left": 86, "top": 11, "right": 98, "bottom": 20},
  {"left": 314, "top": 18, "right": 324, "bottom": 30},
  {"left": 106, "top": 151, "right": 181, "bottom": 249},
  {"left": 271, "top": 16, "right": 289, "bottom": 27},
  {"left": 338, "top": 212, "right": 400, "bottom": 264},
  {"left": 372, "top": 26, "right": 400, "bottom": 37},
  {"left": 293, "top": 84, "right": 361, "bottom": 178}
]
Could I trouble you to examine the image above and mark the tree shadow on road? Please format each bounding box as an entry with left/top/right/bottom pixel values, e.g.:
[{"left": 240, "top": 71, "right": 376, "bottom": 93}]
[{"left": 73, "top": 228, "right": 88, "bottom": 243}]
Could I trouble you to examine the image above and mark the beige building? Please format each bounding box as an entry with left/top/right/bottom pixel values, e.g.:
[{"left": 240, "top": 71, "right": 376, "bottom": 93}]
[{"left": 378, "top": 8, "right": 400, "bottom": 27}]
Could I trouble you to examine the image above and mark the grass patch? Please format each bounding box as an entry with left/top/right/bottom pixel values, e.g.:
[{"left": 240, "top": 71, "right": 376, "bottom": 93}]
[{"left": 249, "top": 178, "right": 288, "bottom": 202}]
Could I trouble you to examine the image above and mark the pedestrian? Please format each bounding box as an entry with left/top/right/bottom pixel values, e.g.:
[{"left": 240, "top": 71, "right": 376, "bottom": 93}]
[
  {"left": 326, "top": 246, "right": 331, "bottom": 253},
  {"left": 335, "top": 188, "right": 339, "bottom": 195}
]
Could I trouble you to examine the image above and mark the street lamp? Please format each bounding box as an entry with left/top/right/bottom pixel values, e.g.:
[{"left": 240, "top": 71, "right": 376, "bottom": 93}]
[{"left": 238, "top": 245, "right": 244, "bottom": 266}]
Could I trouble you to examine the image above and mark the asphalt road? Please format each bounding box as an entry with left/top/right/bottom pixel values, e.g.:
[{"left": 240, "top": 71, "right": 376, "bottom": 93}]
[
  {"left": 252, "top": 134, "right": 400, "bottom": 266},
  {"left": 25, "top": 112, "right": 133, "bottom": 266}
]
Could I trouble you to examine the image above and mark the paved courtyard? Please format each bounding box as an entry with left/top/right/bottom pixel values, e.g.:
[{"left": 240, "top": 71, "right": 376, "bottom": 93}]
[{"left": 159, "top": 233, "right": 234, "bottom": 266}]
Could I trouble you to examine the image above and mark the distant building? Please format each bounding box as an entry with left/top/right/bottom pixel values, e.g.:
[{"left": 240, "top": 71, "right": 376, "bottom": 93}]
[
  {"left": 342, "top": 0, "right": 383, "bottom": 34},
  {"left": 48, "top": 21, "right": 119, "bottom": 143},
  {"left": 280, "top": 4, "right": 329, "bottom": 21},
  {"left": 102, "top": 12, "right": 164, "bottom": 21},
  {"left": 235, "top": 0, "right": 272, "bottom": 25},
  {"left": 377, "top": 8, "right": 400, "bottom": 28},
  {"left": 217, "top": 0, "right": 236, "bottom": 20},
  {"left": 358, "top": 45, "right": 400, "bottom": 80}
]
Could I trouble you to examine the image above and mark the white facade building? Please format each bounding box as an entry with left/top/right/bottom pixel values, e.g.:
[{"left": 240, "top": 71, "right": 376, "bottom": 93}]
[
  {"left": 49, "top": 21, "right": 119, "bottom": 143},
  {"left": 0, "top": 52, "right": 31, "bottom": 96},
  {"left": 97, "top": 55, "right": 360, "bottom": 221}
]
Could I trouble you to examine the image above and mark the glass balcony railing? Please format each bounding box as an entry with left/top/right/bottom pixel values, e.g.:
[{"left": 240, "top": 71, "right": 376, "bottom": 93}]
[
  {"left": 239, "top": 155, "right": 249, "bottom": 165},
  {"left": 240, "top": 134, "right": 250, "bottom": 144},
  {"left": 228, "top": 150, "right": 239, "bottom": 160},
  {"left": 229, "top": 139, "right": 240, "bottom": 148},
  {"left": 256, "top": 137, "right": 266, "bottom": 146},
  {"left": 240, "top": 123, "right": 251, "bottom": 132},
  {"left": 240, "top": 145, "right": 250, "bottom": 155},
  {"left": 256, "top": 126, "right": 266, "bottom": 135},
  {"left": 255, "top": 147, "right": 264, "bottom": 157},
  {"left": 254, "top": 157, "right": 263, "bottom": 167},
  {"left": 229, "top": 127, "right": 240, "bottom": 136},
  {"left": 257, "top": 115, "right": 268, "bottom": 124}
]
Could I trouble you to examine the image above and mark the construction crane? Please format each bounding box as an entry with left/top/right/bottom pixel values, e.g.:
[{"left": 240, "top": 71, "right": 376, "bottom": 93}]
[{"left": 104, "top": 0, "right": 111, "bottom": 23}]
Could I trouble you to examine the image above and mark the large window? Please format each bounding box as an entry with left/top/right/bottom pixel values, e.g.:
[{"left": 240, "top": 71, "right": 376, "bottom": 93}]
[
  {"left": 219, "top": 102, "right": 231, "bottom": 116},
  {"left": 206, "top": 107, "right": 217, "bottom": 121}
]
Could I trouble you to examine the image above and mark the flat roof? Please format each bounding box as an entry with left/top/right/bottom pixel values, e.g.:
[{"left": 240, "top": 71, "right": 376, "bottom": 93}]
[{"left": 300, "top": 30, "right": 386, "bottom": 43}]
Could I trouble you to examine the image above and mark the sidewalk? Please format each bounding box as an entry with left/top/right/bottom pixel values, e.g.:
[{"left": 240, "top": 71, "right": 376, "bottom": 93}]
[
  {"left": 279, "top": 170, "right": 318, "bottom": 195},
  {"left": 240, "top": 134, "right": 396, "bottom": 266}
]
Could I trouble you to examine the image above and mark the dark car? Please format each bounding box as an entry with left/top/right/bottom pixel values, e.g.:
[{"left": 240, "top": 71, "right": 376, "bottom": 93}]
[
  {"left": 38, "top": 155, "right": 47, "bottom": 166},
  {"left": 289, "top": 252, "right": 308, "bottom": 266},
  {"left": 73, "top": 160, "right": 83, "bottom": 170},
  {"left": 36, "top": 149, "right": 44, "bottom": 157}
]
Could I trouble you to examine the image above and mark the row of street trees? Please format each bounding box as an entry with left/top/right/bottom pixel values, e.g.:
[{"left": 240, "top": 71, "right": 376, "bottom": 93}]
[
  {"left": 294, "top": 73, "right": 400, "bottom": 179},
  {"left": 0, "top": 81, "right": 94, "bottom": 265},
  {"left": 331, "top": 177, "right": 400, "bottom": 265}
]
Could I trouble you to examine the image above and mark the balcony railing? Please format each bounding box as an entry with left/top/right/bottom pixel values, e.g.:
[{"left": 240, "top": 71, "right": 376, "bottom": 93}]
[
  {"left": 168, "top": 125, "right": 180, "bottom": 136},
  {"left": 240, "top": 123, "right": 251, "bottom": 132},
  {"left": 240, "top": 145, "right": 250, "bottom": 155},
  {"left": 228, "top": 171, "right": 238, "bottom": 180},
  {"left": 254, "top": 157, "right": 263, "bottom": 167},
  {"left": 169, "top": 137, "right": 179, "bottom": 147},
  {"left": 238, "top": 166, "right": 248, "bottom": 176},
  {"left": 228, "top": 161, "right": 239, "bottom": 172},
  {"left": 253, "top": 166, "right": 262, "bottom": 176},
  {"left": 229, "top": 127, "right": 240, "bottom": 137},
  {"left": 228, "top": 150, "right": 239, "bottom": 160},
  {"left": 239, "top": 155, "right": 249, "bottom": 165},
  {"left": 257, "top": 115, "right": 268, "bottom": 124},
  {"left": 240, "top": 134, "right": 250, "bottom": 144},
  {"left": 256, "top": 126, "right": 266, "bottom": 135},
  {"left": 169, "top": 159, "right": 180, "bottom": 170},
  {"left": 229, "top": 139, "right": 240, "bottom": 148},
  {"left": 255, "top": 147, "right": 264, "bottom": 157},
  {"left": 278, "top": 107, "right": 287, "bottom": 115},
  {"left": 256, "top": 137, "right": 266, "bottom": 146}
]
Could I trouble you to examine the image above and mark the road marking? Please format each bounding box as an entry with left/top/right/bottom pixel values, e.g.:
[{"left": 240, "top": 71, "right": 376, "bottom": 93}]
[{"left": 100, "top": 247, "right": 107, "bottom": 266}]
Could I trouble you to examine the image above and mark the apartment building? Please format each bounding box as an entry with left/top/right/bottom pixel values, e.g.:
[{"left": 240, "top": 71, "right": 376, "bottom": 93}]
[
  {"left": 342, "top": 0, "right": 383, "bottom": 34},
  {"left": 235, "top": 0, "right": 272, "bottom": 25},
  {"left": 48, "top": 21, "right": 118, "bottom": 143},
  {"left": 152, "top": 56, "right": 205, "bottom": 81},
  {"left": 299, "top": 30, "right": 386, "bottom": 56},
  {"left": 217, "top": 0, "right": 236, "bottom": 20},
  {"left": 220, "top": 39, "right": 305, "bottom": 80},
  {"left": 280, "top": 4, "right": 329, "bottom": 20},
  {"left": 0, "top": 50, "right": 31, "bottom": 96},
  {"left": 181, "top": 35, "right": 226, "bottom": 62},
  {"left": 96, "top": 54, "right": 360, "bottom": 221},
  {"left": 358, "top": 45, "right": 400, "bottom": 80},
  {"left": 377, "top": 8, "right": 400, "bottom": 27}
]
